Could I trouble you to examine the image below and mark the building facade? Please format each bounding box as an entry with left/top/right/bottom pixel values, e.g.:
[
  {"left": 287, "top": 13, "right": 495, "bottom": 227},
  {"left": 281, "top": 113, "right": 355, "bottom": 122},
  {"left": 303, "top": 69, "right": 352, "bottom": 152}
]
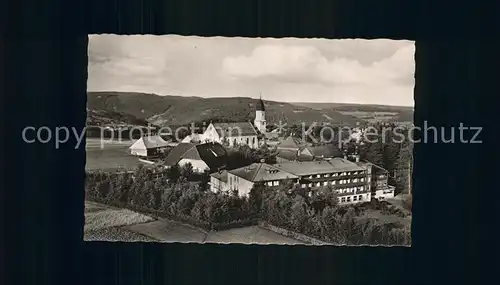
[
  {"left": 274, "top": 159, "right": 372, "bottom": 204},
  {"left": 209, "top": 163, "right": 299, "bottom": 197},
  {"left": 201, "top": 98, "right": 267, "bottom": 149},
  {"left": 129, "top": 135, "right": 169, "bottom": 157}
]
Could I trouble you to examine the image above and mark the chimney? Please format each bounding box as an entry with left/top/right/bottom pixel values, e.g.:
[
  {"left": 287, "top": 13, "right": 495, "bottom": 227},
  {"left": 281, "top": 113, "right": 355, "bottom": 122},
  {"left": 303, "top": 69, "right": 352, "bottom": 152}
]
[{"left": 355, "top": 155, "right": 360, "bottom": 163}]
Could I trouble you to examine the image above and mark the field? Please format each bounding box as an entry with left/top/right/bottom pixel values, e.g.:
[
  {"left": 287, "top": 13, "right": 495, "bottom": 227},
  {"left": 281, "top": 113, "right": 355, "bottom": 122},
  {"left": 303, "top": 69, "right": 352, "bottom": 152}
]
[
  {"left": 84, "top": 201, "right": 158, "bottom": 242},
  {"left": 85, "top": 201, "right": 306, "bottom": 244},
  {"left": 86, "top": 138, "right": 141, "bottom": 171}
]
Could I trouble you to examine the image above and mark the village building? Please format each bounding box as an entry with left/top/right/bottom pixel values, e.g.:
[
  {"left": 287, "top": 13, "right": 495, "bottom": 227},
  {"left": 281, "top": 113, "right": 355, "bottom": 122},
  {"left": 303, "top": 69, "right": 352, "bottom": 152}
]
[
  {"left": 299, "top": 144, "right": 343, "bottom": 160},
  {"left": 200, "top": 97, "right": 267, "bottom": 149},
  {"left": 356, "top": 161, "right": 395, "bottom": 200},
  {"left": 209, "top": 162, "right": 299, "bottom": 196},
  {"left": 275, "top": 136, "right": 342, "bottom": 163},
  {"left": 129, "top": 135, "right": 169, "bottom": 157},
  {"left": 164, "top": 142, "right": 227, "bottom": 173},
  {"left": 273, "top": 158, "right": 372, "bottom": 204},
  {"left": 210, "top": 157, "right": 379, "bottom": 204}
]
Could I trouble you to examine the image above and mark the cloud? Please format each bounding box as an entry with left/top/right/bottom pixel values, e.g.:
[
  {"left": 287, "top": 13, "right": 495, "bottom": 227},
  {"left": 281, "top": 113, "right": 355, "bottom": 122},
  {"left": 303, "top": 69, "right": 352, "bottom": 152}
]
[
  {"left": 222, "top": 44, "right": 414, "bottom": 86},
  {"left": 88, "top": 35, "right": 415, "bottom": 106}
]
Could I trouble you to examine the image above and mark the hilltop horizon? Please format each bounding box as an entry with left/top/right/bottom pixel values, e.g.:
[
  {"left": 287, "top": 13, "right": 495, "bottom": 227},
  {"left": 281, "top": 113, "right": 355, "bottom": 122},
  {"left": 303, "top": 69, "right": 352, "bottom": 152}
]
[{"left": 88, "top": 90, "right": 414, "bottom": 108}]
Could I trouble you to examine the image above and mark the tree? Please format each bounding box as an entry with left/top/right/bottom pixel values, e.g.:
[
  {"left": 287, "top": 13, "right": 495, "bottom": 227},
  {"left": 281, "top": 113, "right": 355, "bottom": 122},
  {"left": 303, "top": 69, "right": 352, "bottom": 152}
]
[
  {"left": 248, "top": 182, "right": 265, "bottom": 215},
  {"left": 394, "top": 142, "right": 413, "bottom": 194},
  {"left": 290, "top": 195, "right": 309, "bottom": 232},
  {"left": 359, "top": 139, "right": 384, "bottom": 167},
  {"left": 180, "top": 163, "right": 195, "bottom": 180},
  {"left": 166, "top": 164, "right": 181, "bottom": 182}
]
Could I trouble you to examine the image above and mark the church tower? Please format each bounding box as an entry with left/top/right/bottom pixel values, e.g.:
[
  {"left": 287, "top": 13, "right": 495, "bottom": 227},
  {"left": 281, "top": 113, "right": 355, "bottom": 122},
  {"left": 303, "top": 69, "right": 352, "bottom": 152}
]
[{"left": 254, "top": 95, "right": 267, "bottom": 134}]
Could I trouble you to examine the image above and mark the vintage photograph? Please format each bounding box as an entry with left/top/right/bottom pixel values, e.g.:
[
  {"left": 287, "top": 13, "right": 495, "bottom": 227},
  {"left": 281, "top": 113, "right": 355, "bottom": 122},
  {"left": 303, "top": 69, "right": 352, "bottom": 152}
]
[{"left": 85, "top": 35, "right": 414, "bottom": 245}]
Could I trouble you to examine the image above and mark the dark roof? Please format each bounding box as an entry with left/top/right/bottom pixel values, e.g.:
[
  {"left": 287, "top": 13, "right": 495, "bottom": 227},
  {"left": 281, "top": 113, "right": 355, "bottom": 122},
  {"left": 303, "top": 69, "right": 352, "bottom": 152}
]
[
  {"left": 212, "top": 122, "right": 258, "bottom": 137},
  {"left": 256, "top": 98, "right": 266, "bottom": 111},
  {"left": 277, "top": 136, "right": 306, "bottom": 150},
  {"left": 164, "top": 143, "right": 196, "bottom": 166},
  {"left": 276, "top": 149, "right": 314, "bottom": 162},
  {"left": 229, "top": 163, "right": 298, "bottom": 182},
  {"left": 164, "top": 142, "right": 227, "bottom": 171},
  {"left": 304, "top": 144, "right": 342, "bottom": 158}
]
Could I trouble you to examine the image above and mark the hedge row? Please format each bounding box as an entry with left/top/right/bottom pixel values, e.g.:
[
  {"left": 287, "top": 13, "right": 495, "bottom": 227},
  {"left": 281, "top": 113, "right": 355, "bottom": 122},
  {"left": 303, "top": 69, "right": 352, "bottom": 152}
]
[{"left": 85, "top": 165, "right": 258, "bottom": 231}]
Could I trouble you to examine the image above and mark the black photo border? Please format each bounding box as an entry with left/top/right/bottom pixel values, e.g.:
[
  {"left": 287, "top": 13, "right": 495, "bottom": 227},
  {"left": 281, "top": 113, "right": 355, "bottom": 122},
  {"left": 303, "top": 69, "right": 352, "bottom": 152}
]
[{"left": 2, "top": 0, "right": 494, "bottom": 284}]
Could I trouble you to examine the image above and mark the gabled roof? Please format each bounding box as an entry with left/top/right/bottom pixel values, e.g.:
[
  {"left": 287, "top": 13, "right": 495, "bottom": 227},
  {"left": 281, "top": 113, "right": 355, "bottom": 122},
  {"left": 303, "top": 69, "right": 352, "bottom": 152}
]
[
  {"left": 229, "top": 163, "right": 298, "bottom": 182},
  {"left": 356, "top": 160, "right": 389, "bottom": 175},
  {"left": 277, "top": 136, "right": 306, "bottom": 150},
  {"left": 129, "top": 135, "right": 169, "bottom": 150},
  {"left": 210, "top": 170, "right": 228, "bottom": 183},
  {"left": 303, "top": 144, "right": 342, "bottom": 158},
  {"left": 164, "top": 142, "right": 227, "bottom": 171},
  {"left": 276, "top": 149, "right": 314, "bottom": 162},
  {"left": 212, "top": 122, "right": 258, "bottom": 137}
]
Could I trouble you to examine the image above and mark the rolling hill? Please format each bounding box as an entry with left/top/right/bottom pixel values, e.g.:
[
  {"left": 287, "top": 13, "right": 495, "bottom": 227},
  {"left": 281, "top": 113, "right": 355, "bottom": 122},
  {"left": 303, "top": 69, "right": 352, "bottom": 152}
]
[
  {"left": 291, "top": 102, "right": 414, "bottom": 123},
  {"left": 87, "top": 92, "right": 365, "bottom": 127}
]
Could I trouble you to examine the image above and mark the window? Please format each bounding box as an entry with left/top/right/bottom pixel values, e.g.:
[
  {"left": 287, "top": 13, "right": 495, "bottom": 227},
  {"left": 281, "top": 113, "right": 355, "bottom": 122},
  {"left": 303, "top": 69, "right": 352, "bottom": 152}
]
[
  {"left": 360, "top": 186, "right": 364, "bottom": 191},
  {"left": 347, "top": 179, "right": 351, "bottom": 183},
  {"left": 347, "top": 197, "right": 351, "bottom": 202},
  {"left": 332, "top": 180, "right": 336, "bottom": 185},
  {"left": 353, "top": 196, "right": 358, "bottom": 201},
  {"left": 267, "top": 182, "right": 273, "bottom": 186},
  {"left": 246, "top": 138, "right": 249, "bottom": 145},
  {"left": 341, "top": 197, "right": 346, "bottom": 202},
  {"left": 301, "top": 184, "right": 306, "bottom": 188},
  {"left": 358, "top": 195, "right": 362, "bottom": 200},
  {"left": 317, "top": 174, "right": 321, "bottom": 178},
  {"left": 273, "top": 181, "right": 279, "bottom": 186},
  {"left": 252, "top": 137, "right": 255, "bottom": 145}
]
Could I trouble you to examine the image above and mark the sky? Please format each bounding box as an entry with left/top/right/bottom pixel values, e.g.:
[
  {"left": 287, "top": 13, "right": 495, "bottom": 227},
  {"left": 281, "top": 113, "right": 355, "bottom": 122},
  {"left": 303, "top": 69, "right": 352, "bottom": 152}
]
[{"left": 88, "top": 35, "right": 415, "bottom": 106}]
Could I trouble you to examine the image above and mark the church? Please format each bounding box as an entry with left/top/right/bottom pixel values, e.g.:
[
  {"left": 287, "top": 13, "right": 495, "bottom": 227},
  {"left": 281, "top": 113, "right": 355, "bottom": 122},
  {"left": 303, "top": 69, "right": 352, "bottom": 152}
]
[{"left": 200, "top": 97, "right": 267, "bottom": 149}]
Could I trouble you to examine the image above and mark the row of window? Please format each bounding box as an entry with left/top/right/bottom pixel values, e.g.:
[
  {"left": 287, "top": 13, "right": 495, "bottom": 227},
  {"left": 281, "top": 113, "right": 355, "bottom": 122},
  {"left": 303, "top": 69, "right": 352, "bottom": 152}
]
[
  {"left": 301, "top": 179, "right": 365, "bottom": 188},
  {"left": 228, "top": 136, "right": 257, "bottom": 146},
  {"left": 307, "top": 171, "right": 364, "bottom": 179},
  {"left": 339, "top": 194, "right": 367, "bottom": 203},
  {"left": 266, "top": 181, "right": 280, "bottom": 187},
  {"left": 301, "top": 181, "right": 365, "bottom": 192}
]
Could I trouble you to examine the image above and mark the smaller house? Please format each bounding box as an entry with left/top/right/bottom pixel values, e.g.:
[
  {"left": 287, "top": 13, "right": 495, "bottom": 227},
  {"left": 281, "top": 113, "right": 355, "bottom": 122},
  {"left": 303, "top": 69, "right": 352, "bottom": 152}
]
[
  {"left": 276, "top": 136, "right": 307, "bottom": 151},
  {"left": 164, "top": 142, "right": 227, "bottom": 173},
  {"left": 181, "top": 133, "right": 205, "bottom": 144},
  {"left": 276, "top": 149, "right": 315, "bottom": 163},
  {"left": 210, "top": 162, "right": 299, "bottom": 196},
  {"left": 299, "top": 144, "right": 343, "bottom": 160},
  {"left": 129, "top": 135, "right": 169, "bottom": 157}
]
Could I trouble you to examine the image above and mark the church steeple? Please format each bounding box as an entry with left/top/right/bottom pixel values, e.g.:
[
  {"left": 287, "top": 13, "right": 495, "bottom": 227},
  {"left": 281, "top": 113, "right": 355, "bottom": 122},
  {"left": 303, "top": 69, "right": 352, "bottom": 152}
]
[
  {"left": 254, "top": 94, "right": 267, "bottom": 134},
  {"left": 256, "top": 93, "right": 265, "bottom": 111}
]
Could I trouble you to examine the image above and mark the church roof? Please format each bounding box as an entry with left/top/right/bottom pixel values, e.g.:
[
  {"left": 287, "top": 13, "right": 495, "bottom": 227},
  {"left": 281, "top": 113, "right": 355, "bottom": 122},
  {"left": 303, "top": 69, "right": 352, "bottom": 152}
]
[
  {"left": 211, "top": 122, "right": 259, "bottom": 137},
  {"left": 256, "top": 98, "right": 266, "bottom": 111}
]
